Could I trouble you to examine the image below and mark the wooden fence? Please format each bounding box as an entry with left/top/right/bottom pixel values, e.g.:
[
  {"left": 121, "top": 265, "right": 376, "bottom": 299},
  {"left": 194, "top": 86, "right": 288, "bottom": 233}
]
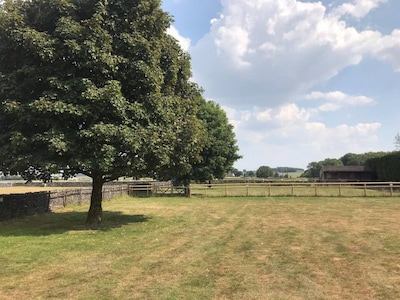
[
  {"left": 49, "top": 185, "right": 129, "bottom": 209},
  {"left": 190, "top": 182, "right": 400, "bottom": 197},
  {"left": 128, "top": 182, "right": 188, "bottom": 197},
  {"left": 129, "top": 182, "right": 400, "bottom": 198}
]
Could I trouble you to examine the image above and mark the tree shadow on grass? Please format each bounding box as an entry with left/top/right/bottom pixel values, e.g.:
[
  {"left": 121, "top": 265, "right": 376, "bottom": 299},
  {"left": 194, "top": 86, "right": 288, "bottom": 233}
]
[{"left": 0, "top": 211, "right": 151, "bottom": 237}]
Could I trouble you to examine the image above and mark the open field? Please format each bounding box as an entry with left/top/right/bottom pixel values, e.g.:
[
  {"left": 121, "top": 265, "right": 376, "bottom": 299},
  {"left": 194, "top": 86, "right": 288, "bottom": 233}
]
[
  {"left": 0, "top": 186, "right": 71, "bottom": 195},
  {"left": 1, "top": 196, "right": 400, "bottom": 299}
]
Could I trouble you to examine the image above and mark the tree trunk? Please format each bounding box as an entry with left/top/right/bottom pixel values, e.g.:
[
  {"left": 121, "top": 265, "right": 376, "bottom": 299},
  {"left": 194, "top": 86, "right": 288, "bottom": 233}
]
[{"left": 86, "top": 174, "right": 104, "bottom": 225}]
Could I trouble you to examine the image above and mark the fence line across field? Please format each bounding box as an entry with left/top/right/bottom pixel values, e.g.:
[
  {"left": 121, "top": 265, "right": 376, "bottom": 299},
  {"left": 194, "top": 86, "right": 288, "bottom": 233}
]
[
  {"left": 128, "top": 182, "right": 186, "bottom": 197},
  {"left": 128, "top": 182, "right": 400, "bottom": 198},
  {"left": 192, "top": 182, "right": 400, "bottom": 197}
]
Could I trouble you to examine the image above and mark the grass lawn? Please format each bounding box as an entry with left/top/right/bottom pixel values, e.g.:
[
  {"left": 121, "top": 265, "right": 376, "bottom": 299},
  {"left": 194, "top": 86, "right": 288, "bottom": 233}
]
[{"left": 1, "top": 196, "right": 400, "bottom": 299}]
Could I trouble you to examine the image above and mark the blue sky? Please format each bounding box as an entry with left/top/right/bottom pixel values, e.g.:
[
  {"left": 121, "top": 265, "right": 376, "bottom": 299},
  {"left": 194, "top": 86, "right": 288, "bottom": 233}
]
[{"left": 162, "top": 0, "right": 400, "bottom": 171}]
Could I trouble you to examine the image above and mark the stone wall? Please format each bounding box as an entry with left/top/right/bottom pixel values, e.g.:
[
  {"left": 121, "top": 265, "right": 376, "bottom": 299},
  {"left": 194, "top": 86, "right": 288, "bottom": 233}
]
[
  {"left": 0, "top": 192, "right": 51, "bottom": 221},
  {"left": 0, "top": 185, "right": 128, "bottom": 221}
]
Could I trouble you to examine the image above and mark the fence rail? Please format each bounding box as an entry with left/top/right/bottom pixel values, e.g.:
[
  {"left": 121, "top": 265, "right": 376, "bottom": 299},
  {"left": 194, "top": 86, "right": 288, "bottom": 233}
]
[
  {"left": 49, "top": 185, "right": 129, "bottom": 209},
  {"left": 188, "top": 182, "right": 400, "bottom": 197},
  {"left": 128, "top": 182, "right": 187, "bottom": 197}
]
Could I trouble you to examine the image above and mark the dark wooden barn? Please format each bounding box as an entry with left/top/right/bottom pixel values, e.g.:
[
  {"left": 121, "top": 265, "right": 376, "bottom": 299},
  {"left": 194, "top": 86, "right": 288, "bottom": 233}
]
[{"left": 320, "top": 166, "right": 374, "bottom": 182}]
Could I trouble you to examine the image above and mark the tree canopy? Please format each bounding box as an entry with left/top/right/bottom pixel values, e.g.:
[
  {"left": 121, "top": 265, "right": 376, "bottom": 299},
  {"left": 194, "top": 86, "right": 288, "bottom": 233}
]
[
  {"left": 301, "top": 158, "right": 343, "bottom": 178},
  {"left": 191, "top": 99, "right": 241, "bottom": 182},
  {"left": 366, "top": 151, "right": 400, "bottom": 181},
  {"left": 256, "top": 166, "right": 274, "bottom": 178},
  {"left": 339, "top": 152, "right": 387, "bottom": 166},
  {"left": 231, "top": 168, "right": 243, "bottom": 177},
  {"left": 0, "top": 0, "right": 206, "bottom": 224},
  {"left": 169, "top": 98, "right": 241, "bottom": 184},
  {"left": 301, "top": 152, "right": 390, "bottom": 179}
]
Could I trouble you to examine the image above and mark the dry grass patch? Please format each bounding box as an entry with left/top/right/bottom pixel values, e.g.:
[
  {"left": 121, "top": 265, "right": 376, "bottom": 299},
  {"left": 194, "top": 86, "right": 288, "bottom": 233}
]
[
  {"left": 1, "top": 196, "right": 400, "bottom": 299},
  {"left": 0, "top": 186, "right": 70, "bottom": 195}
]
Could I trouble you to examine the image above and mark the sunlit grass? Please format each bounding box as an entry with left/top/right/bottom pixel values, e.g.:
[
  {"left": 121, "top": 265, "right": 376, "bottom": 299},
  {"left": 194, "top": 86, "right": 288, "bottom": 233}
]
[
  {"left": 1, "top": 196, "right": 400, "bottom": 299},
  {"left": 0, "top": 186, "right": 71, "bottom": 194}
]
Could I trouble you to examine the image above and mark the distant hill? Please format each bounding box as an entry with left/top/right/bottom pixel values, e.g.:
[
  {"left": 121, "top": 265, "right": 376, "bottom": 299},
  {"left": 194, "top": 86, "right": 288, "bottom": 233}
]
[{"left": 275, "top": 167, "right": 304, "bottom": 173}]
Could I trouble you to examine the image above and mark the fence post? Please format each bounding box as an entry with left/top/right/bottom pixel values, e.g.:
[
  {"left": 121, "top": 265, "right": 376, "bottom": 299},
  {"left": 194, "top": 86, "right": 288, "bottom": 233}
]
[
  {"left": 364, "top": 183, "right": 367, "bottom": 197},
  {"left": 390, "top": 182, "right": 393, "bottom": 197},
  {"left": 339, "top": 184, "right": 341, "bottom": 197},
  {"left": 246, "top": 185, "right": 249, "bottom": 197},
  {"left": 291, "top": 184, "right": 294, "bottom": 196},
  {"left": 315, "top": 184, "right": 318, "bottom": 197},
  {"left": 225, "top": 184, "right": 227, "bottom": 197},
  {"left": 63, "top": 191, "right": 67, "bottom": 207},
  {"left": 268, "top": 184, "right": 271, "bottom": 197}
]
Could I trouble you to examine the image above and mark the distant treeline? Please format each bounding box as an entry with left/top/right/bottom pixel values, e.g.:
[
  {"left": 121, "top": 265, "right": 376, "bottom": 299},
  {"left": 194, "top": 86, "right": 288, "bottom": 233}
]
[
  {"left": 275, "top": 167, "right": 304, "bottom": 173},
  {"left": 302, "top": 151, "right": 400, "bottom": 181}
]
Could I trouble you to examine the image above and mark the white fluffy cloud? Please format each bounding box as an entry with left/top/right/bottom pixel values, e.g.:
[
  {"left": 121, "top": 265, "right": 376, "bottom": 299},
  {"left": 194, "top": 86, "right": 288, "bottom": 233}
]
[
  {"left": 167, "top": 26, "right": 191, "bottom": 51},
  {"left": 224, "top": 103, "right": 382, "bottom": 168},
  {"left": 167, "top": 0, "right": 398, "bottom": 169},
  {"left": 333, "top": 0, "right": 387, "bottom": 19},
  {"left": 190, "top": 0, "right": 399, "bottom": 107},
  {"left": 305, "top": 91, "right": 374, "bottom": 111},
  {"left": 373, "top": 29, "right": 400, "bottom": 71}
]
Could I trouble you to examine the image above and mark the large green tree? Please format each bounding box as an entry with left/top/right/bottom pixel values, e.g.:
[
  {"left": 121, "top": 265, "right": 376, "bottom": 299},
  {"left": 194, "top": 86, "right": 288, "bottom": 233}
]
[
  {"left": 190, "top": 99, "right": 241, "bottom": 182},
  {"left": 0, "top": 0, "right": 205, "bottom": 224},
  {"left": 166, "top": 98, "right": 241, "bottom": 185},
  {"left": 189, "top": 99, "right": 240, "bottom": 183}
]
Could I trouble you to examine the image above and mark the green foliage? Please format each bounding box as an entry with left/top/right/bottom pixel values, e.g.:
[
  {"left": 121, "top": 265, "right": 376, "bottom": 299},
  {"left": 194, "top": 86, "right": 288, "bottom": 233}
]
[
  {"left": 301, "top": 158, "right": 343, "bottom": 178},
  {"left": 302, "top": 152, "right": 393, "bottom": 180},
  {"left": 231, "top": 168, "right": 243, "bottom": 177},
  {"left": 256, "top": 166, "right": 274, "bottom": 178},
  {"left": 275, "top": 167, "right": 303, "bottom": 173},
  {"left": 246, "top": 170, "right": 255, "bottom": 177},
  {"left": 22, "top": 166, "right": 52, "bottom": 183},
  {"left": 172, "top": 98, "right": 241, "bottom": 184},
  {"left": 339, "top": 153, "right": 364, "bottom": 166},
  {"left": 0, "top": 0, "right": 205, "bottom": 178},
  {"left": 192, "top": 99, "right": 241, "bottom": 181},
  {"left": 0, "top": 0, "right": 206, "bottom": 222},
  {"left": 339, "top": 152, "right": 387, "bottom": 166},
  {"left": 366, "top": 151, "right": 400, "bottom": 181}
]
